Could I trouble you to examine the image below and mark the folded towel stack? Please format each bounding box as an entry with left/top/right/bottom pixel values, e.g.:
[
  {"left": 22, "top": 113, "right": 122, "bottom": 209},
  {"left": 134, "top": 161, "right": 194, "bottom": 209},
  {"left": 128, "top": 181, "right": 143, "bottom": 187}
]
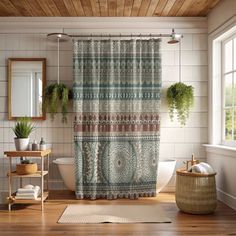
[
  {"left": 15, "top": 185, "right": 41, "bottom": 200},
  {"left": 188, "top": 162, "right": 215, "bottom": 174}
]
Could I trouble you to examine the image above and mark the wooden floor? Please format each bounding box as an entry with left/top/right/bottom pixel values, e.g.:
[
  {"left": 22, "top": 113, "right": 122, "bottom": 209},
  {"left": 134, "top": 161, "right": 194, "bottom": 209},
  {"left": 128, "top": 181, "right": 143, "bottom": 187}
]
[{"left": 0, "top": 191, "right": 236, "bottom": 236}]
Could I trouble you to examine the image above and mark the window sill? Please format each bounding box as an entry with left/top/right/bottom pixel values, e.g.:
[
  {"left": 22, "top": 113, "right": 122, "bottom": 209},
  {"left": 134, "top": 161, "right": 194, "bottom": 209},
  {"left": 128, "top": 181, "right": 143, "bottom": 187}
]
[{"left": 203, "top": 144, "right": 236, "bottom": 158}]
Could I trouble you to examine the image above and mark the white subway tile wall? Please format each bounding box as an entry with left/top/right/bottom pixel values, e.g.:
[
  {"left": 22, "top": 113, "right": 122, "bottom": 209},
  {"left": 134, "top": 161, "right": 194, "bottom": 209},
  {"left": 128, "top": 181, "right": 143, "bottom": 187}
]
[{"left": 0, "top": 32, "right": 208, "bottom": 200}]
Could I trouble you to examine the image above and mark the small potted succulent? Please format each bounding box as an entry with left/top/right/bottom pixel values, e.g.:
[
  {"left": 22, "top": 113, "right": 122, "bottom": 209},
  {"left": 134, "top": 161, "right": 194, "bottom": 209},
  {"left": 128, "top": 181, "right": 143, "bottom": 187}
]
[
  {"left": 12, "top": 117, "right": 37, "bottom": 175},
  {"left": 12, "top": 117, "right": 35, "bottom": 151}
]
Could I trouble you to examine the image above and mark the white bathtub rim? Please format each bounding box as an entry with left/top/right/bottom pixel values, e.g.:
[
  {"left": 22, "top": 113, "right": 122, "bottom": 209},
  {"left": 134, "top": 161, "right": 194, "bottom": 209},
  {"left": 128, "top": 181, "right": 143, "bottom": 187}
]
[
  {"left": 53, "top": 158, "right": 74, "bottom": 165},
  {"left": 53, "top": 158, "right": 176, "bottom": 165}
]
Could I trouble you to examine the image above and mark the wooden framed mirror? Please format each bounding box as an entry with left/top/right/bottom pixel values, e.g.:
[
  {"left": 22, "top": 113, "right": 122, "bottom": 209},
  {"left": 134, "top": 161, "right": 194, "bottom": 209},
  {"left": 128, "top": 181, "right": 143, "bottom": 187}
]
[{"left": 8, "top": 58, "right": 46, "bottom": 120}]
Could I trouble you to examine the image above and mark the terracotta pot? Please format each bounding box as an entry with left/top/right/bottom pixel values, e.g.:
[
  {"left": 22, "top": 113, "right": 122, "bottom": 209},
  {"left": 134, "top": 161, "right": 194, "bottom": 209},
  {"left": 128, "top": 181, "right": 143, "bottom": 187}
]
[{"left": 16, "top": 163, "right": 38, "bottom": 175}]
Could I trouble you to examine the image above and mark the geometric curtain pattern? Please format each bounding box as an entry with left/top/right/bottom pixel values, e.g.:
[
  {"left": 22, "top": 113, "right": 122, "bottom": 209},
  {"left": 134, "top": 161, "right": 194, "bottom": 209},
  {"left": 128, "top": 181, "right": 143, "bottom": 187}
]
[{"left": 73, "top": 39, "right": 162, "bottom": 199}]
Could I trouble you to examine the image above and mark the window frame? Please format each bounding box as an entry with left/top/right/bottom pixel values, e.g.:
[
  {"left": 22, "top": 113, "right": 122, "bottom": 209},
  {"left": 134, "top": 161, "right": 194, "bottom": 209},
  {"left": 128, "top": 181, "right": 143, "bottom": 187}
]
[{"left": 222, "top": 33, "right": 236, "bottom": 146}]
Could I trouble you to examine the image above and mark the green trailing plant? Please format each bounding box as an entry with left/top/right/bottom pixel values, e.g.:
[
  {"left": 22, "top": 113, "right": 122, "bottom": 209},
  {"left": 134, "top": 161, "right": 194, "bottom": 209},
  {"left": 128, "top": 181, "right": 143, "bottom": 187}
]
[
  {"left": 43, "top": 83, "right": 70, "bottom": 123},
  {"left": 166, "top": 82, "right": 194, "bottom": 126},
  {"left": 12, "top": 117, "right": 35, "bottom": 138}
]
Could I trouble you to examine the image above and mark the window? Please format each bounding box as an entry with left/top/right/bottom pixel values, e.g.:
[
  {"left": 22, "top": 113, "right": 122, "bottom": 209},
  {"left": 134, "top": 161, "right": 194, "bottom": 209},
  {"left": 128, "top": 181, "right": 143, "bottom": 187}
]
[{"left": 222, "top": 34, "right": 236, "bottom": 144}]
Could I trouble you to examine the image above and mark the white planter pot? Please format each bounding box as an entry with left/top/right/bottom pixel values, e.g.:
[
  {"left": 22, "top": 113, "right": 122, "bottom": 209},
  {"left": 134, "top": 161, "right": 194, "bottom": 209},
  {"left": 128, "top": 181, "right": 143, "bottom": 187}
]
[{"left": 14, "top": 138, "right": 29, "bottom": 151}]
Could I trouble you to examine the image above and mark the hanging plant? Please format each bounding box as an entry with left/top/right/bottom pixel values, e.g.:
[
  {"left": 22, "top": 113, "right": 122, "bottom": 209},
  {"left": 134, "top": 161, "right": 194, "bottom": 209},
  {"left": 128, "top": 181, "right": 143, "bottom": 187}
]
[
  {"left": 43, "top": 83, "right": 70, "bottom": 123},
  {"left": 166, "top": 82, "right": 194, "bottom": 126}
]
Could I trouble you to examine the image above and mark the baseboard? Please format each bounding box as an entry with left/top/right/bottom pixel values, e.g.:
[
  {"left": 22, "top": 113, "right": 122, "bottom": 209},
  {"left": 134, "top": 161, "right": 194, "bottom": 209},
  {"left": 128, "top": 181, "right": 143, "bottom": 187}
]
[
  {"left": 217, "top": 188, "right": 236, "bottom": 210},
  {"left": 161, "top": 186, "right": 175, "bottom": 193}
]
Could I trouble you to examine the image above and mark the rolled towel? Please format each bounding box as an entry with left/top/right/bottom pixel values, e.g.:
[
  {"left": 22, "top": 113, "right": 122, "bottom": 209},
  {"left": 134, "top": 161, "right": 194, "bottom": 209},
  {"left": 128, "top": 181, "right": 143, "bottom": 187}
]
[
  {"left": 188, "top": 162, "right": 215, "bottom": 174},
  {"left": 199, "top": 162, "right": 215, "bottom": 174}
]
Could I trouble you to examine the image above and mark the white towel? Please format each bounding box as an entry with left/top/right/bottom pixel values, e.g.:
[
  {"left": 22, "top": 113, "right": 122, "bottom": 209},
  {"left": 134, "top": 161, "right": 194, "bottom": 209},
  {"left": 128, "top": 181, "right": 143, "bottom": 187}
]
[
  {"left": 16, "top": 185, "right": 41, "bottom": 200},
  {"left": 188, "top": 162, "right": 215, "bottom": 174},
  {"left": 17, "top": 185, "right": 40, "bottom": 194}
]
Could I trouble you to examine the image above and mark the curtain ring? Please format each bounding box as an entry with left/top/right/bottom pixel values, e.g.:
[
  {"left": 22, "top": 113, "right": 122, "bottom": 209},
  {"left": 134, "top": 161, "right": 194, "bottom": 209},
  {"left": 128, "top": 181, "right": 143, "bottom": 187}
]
[
  {"left": 90, "top": 33, "right": 92, "bottom": 41},
  {"left": 131, "top": 33, "right": 133, "bottom": 40},
  {"left": 120, "top": 33, "right": 121, "bottom": 41}
]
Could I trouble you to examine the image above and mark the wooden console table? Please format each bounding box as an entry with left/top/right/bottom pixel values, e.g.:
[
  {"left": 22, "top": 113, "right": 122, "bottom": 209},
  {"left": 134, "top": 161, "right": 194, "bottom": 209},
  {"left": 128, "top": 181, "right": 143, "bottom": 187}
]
[{"left": 4, "top": 150, "right": 51, "bottom": 211}]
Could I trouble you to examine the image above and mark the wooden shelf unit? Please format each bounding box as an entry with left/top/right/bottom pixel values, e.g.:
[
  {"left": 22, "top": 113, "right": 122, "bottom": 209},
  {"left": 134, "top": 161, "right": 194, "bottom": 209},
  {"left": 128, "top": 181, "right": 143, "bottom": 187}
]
[
  {"left": 11, "top": 191, "right": 49, "bottom": 204},
  {"left": 4, "top": 149, "right": 51, "bottom": 211}
]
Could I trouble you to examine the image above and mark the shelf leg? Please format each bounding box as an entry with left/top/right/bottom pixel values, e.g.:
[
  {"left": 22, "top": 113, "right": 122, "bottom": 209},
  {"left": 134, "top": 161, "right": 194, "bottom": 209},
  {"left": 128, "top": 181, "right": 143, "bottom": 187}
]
[
  {"left": 8, "top": 157, "right": 12, "bottom": 212},
  {"left": 8, "top": 203, "right": 11, "bottom": 212},
  {"left": 41, "top": 156, "right": 44, "bottom": 211},
  {"left": 47, "top": 154, "right": 49, "bottom": 191}
]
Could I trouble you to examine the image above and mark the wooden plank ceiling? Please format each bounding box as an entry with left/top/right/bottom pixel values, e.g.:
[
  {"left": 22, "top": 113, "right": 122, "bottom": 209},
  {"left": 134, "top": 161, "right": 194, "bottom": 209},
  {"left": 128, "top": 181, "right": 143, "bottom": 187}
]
[{"left": 0, "top": 0, "right": 221, "bottom": 17}]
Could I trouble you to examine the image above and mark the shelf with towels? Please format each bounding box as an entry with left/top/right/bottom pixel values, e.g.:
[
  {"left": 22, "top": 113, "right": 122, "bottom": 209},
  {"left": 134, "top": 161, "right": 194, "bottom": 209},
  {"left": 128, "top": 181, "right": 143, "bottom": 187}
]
[
  {"left": 8, "top": 192, "right": 49, "bottom": 204},
  {"left": 4, "top": 149, "right": 51, "bottom": 211}
]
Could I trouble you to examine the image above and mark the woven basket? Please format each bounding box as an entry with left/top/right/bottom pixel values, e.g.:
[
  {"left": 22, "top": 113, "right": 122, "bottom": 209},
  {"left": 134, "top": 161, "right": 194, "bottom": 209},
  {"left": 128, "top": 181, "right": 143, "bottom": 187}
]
[
  {"left": 176, "top": 168, "right": 217, "bottom": 214},
  {"left": 16, "top": 163, "right": 38, "bottom": 175}
]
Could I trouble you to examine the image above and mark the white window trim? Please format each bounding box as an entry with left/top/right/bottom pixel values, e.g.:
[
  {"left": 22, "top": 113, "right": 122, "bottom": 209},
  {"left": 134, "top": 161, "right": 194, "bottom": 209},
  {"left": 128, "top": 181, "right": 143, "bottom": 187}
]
[
  {"left": 221, "top": 34, "right": 236, "bottom": 146},
  {"left": 208, "top": 16, "right": 236, "bottom": 149}
]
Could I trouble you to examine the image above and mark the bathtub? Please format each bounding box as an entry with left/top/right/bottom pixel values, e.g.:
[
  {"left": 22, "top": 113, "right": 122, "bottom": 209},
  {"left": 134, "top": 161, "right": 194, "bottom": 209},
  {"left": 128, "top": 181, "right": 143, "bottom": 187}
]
[{"left": 53, "top": 158, "right": 176, "bottom": 193}]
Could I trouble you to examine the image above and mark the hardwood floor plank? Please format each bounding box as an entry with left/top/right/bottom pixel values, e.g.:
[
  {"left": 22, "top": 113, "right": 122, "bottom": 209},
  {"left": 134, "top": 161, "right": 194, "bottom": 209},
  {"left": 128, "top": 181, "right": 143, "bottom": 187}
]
[{"left": 0, "top": 191, "right": 235, "bottom": 236}]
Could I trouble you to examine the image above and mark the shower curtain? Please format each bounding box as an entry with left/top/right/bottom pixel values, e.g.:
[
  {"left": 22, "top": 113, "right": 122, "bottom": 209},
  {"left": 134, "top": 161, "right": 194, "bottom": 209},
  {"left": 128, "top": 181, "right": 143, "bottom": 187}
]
[{"left": 73, "top": 39, "right": 162, "bottom": 199}]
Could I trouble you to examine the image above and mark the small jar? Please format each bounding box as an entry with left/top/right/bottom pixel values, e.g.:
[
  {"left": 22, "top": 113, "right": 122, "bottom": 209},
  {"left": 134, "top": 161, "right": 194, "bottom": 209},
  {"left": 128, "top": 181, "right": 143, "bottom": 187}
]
[
  {"left": 32, "top": 140, "right": 39, "bottom": 151},
  {"left": 40, "top": 137, "right": 46, "bottom": 151}
]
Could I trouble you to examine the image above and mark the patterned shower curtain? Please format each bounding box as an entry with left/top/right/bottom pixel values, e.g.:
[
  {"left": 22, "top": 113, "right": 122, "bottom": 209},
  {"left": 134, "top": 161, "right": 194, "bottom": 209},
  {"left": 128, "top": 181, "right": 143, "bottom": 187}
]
[{"left": 73, "top": 39, "right": 161, "bottom": 200}]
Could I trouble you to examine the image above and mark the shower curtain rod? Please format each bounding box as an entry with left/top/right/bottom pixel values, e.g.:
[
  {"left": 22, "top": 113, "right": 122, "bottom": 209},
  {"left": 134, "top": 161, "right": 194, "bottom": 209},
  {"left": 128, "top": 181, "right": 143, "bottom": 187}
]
[{"left": 68, "top": 33, "right": 173, "bottom": 38}]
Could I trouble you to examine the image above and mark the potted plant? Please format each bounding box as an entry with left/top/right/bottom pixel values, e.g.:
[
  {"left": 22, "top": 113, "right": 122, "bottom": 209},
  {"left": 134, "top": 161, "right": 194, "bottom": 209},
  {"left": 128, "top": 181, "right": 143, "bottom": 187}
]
[
  {"left": 12, "top": 117, "right": 35, "bottom": 151},
  {"left": 43, "top": 83, "right": 70, "bottom": 123},
  {"left": 166, "top": 82, "right": 194, "bottom": 126}
]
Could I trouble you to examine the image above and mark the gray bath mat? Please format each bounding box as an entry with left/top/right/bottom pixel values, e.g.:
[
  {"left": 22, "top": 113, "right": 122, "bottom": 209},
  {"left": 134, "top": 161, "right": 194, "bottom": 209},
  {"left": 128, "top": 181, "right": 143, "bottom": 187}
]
[{"left": 58, "top": 204, "right": 171, "bottom": 224}]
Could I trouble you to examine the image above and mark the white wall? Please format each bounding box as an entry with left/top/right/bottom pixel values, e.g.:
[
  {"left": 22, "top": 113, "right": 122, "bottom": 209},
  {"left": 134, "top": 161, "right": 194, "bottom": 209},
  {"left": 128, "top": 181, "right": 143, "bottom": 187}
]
[
  {"left": 0, "top": 17, "right": 208, "bottom": 202},
  {"left": 207, "top": 0, "right": 236, "bottom": 210},
  {"left": 208, "top": 0, "right": 236, "bottom": 34}
]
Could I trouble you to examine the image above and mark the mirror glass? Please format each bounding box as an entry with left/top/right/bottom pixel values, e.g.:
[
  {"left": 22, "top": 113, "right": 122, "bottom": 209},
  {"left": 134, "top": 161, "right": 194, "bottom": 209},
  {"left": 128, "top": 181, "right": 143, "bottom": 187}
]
[{"left": 8, "top": 58, "right": 46, "bottom": 120}]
